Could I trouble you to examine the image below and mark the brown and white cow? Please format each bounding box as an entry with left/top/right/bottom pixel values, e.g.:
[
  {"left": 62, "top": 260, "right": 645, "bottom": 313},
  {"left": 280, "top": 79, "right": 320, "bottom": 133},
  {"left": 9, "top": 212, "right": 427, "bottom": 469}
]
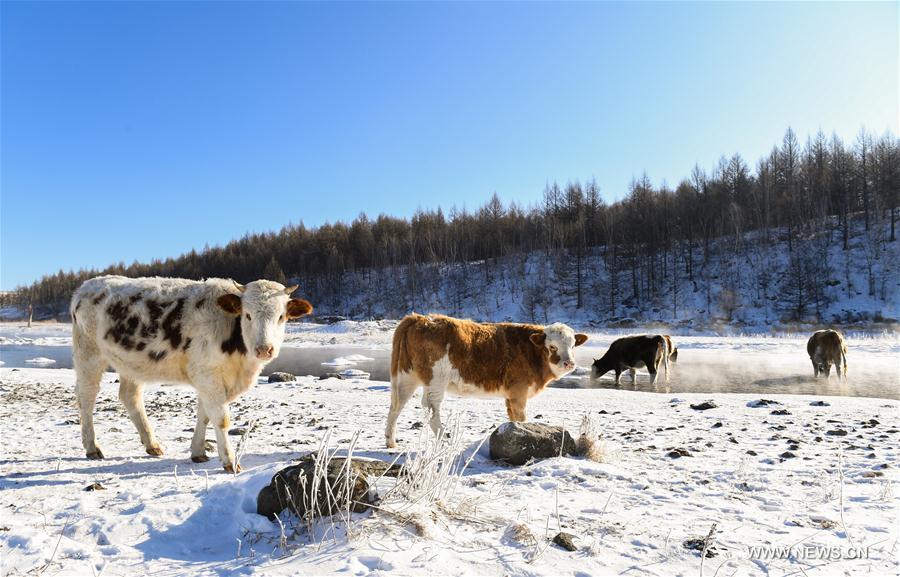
[
  {"left": 590, "top": 334, "right": 672, "bottom": 385},
  {"left": 662, "top": 335, "right": 678, "bottom": 363},
  {"left": 807, "top": 329, "right": 848, "bottom": 381},
  {"left": 384, "top": 313, "right": 588, "bottom": 448},
  {"left": 71, "top": 275, "right": 312, "bottom": 472}
]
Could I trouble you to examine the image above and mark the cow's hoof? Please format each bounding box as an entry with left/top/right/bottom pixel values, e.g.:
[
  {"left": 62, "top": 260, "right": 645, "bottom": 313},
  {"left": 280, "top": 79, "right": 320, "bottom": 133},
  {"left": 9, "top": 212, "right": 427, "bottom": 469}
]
[
  {"left": 386, "top": 440, "right": 397, "bottom": 449},
  {"left": 86, "top": 449, "right": 104, "bottom": 460},
  {"left": 191, "top": 455, "right": 210, "bottom": 463},
  {"left": 223, "top": 463, "right": 243, "bottom": 474},
  {"left": 146, "top": 446, "right": 164, "bottom": 457}
]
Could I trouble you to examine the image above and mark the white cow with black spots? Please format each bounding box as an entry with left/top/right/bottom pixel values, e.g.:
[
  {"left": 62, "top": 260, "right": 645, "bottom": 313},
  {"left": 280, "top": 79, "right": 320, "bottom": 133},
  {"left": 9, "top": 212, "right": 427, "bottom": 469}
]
[{"left": 71, "top": 275, "right": 313, "bottom": 472}]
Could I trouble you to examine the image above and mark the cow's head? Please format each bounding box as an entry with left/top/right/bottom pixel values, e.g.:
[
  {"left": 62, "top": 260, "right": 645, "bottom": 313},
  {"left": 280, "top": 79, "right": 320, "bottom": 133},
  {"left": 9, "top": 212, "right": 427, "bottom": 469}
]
[
  {"left": 589, "top": 358, "right": 607, "bottom": 381},
  {"left": 217, "top": 280, "right": 313, "bottom": 361},
  {"left": 530, "top": 323, "right": 588, "bottom": 377}
]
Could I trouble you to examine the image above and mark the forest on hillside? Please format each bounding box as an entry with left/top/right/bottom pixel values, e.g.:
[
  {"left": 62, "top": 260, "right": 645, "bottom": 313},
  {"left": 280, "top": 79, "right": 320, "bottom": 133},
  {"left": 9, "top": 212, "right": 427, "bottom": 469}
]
[{"left": 5, "top": 127, "right": 898, "bottom": 325}]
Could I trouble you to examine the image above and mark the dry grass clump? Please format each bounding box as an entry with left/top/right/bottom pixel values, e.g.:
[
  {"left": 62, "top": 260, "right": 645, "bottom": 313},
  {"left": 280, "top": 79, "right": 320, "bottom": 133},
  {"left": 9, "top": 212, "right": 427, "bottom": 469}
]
[
  {"left": 576, "top": 413, "right": 607, "bottom": 463},
  {"left": 503, "top": 521, "right": 537, "bottom": 548}
]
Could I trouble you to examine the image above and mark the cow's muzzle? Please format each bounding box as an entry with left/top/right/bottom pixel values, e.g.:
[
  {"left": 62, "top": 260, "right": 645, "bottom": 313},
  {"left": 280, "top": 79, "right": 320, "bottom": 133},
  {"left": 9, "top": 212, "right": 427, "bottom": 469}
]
[{"left": 255, "top": 345, "right": 274, "bottom": 360}]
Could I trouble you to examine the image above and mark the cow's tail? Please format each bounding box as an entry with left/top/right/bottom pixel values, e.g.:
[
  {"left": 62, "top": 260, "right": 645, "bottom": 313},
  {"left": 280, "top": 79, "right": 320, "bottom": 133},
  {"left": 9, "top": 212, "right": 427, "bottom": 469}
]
[
  {"left": 391, "top": 314, "right": 422, "bottom": 394},
  {"left": 70, "top": 288, "right": 93, "bottom": 364},
  {"left": 391, "top": 315, "right": 419, "bottom": 378},
  {"left": 660, "top": 335, "right": 670, "bottom": 383},
  {"left": 841, "top": 348, "right": 848, "bottom": 381}
]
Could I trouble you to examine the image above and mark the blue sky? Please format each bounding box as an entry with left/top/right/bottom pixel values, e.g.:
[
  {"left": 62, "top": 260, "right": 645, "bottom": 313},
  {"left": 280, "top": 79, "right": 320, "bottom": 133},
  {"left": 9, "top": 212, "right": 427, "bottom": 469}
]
[{"left": 2, "top": 1, "right": 897, "bottom": 290}]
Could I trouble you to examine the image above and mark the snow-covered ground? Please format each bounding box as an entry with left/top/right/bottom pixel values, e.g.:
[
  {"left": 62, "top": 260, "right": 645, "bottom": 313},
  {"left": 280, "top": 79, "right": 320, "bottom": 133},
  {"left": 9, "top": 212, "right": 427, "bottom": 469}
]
[{"left": 1, "top": 365, "right": 897, "bottom": 576}]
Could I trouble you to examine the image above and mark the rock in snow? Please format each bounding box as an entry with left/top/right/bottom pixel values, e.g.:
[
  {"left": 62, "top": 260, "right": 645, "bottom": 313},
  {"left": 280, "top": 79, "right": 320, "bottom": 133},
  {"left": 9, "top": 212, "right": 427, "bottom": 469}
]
[
  {"left": 747, "top": 399, "right": 781, "bottom": 408},
  {"left": 552, "top": 532, "right": 578, "bottom": 551},
  {"left": 489, "top": 422, "right": 577, "bottom": 465},
  {"left": 690, "top": 400, "right": 718, "bottom": 411},
  {"left": 268, "top": 372, "right": 296, "bottom": 383}
]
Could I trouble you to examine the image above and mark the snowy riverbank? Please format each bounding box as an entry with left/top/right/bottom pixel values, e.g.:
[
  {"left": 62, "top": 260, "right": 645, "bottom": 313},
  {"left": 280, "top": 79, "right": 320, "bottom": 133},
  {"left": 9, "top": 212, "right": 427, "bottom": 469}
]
[
  {"left": 3, "top": 319, "right": 898, "bottom": 350},
  {"left": 4, "top": 321, "right": 899, "bottom": 399},
  {"left": 1, "top": 367, "right": 897, "bottom": 576}
]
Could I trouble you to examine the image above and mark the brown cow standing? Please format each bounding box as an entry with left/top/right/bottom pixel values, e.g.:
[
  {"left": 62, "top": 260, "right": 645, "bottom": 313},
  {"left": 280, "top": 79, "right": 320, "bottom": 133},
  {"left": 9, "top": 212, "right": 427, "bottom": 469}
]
[
  {"left": 385, "top": 313, "right": 588, "bottom": 448},
  {"left": 807, "top": 329, "right": 848, "bottom": 381}
]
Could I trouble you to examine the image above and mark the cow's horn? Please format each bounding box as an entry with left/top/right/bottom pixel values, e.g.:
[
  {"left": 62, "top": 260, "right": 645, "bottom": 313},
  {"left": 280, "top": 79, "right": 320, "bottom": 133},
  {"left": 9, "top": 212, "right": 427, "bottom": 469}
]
[
  {"left": 284, "top": 284, "right": 299, "bottom": 295},
  {"left": 232, "top": 280, "right": 246, "bottom": 293}
]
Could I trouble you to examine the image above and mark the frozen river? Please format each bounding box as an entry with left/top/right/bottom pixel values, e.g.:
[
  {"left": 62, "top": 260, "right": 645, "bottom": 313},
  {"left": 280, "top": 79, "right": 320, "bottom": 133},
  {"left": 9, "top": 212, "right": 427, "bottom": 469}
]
[{"left": 2, "top": 324, "right": 898, "bottom": 398}]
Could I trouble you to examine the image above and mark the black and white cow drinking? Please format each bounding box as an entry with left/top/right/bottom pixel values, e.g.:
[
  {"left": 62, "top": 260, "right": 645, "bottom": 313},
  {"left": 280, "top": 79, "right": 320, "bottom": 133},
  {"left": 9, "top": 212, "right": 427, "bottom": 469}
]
[
  {"left": 590, "top": 334, "right": 673, "bottom": 385},
  {"left": 71, "top": 275, "right": 312, "bottom": 472}
]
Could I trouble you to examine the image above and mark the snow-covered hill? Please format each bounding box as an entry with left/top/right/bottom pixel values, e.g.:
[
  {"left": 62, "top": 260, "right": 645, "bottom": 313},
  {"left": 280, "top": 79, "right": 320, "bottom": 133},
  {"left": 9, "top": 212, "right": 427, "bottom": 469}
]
[{"left": 311, "top": 218, "right": 899, "bottom": 332}]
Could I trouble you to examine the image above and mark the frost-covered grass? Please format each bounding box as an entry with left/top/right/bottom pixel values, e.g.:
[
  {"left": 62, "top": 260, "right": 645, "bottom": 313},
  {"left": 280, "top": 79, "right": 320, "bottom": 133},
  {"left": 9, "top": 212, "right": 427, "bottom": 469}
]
[{"left": 1, "top": 367, "right": 897, "bottom": 576}]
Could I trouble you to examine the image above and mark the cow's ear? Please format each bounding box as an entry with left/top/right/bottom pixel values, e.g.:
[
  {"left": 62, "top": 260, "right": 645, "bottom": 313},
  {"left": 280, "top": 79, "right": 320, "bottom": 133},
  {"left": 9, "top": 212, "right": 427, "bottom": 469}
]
[
  {"left": 529, "top": 332, "right": 546, "bottom": 347},
  {"left": 574, "top": 333, "right": 588, "bottom": 347},
  {"left": 217, "top": 294, "right": 242, "bottom": 315},
  {"left": 286, "top": 298, "right": 313, "bottom": 319}
]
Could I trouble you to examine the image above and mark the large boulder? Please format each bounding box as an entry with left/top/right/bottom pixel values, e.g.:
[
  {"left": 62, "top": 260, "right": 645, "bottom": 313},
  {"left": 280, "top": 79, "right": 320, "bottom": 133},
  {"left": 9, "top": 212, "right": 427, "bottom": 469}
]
[
  {"left": 257, "top": 455, "right": 400, "bottom": 521},
  {"left": 489, "top": 422, "right": 577, "bottom": 465}
]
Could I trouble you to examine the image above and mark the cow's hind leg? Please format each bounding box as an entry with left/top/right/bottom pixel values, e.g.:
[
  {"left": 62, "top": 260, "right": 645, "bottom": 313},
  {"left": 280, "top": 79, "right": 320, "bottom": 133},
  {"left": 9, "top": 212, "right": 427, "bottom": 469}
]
[
  {"left": 630, "top": 368, "right": 638, "bottom": 385},
  {"left": 73, "top": 330, "right": 107, "bottom": 459},
  {"left": 646, "top": 356, "right": 659, "bottom": 385},
  {"left": 119, "top": 377, "right": 163, "bottom": 456},
  {"left": 385, "top": 373, "right": 419, "bottom": 448},
  {"left": 190, "top": 397, "right": 210, "bottom": 462},
  {"left": 422, "top": 382, "right": 446, "bottom": 438}
]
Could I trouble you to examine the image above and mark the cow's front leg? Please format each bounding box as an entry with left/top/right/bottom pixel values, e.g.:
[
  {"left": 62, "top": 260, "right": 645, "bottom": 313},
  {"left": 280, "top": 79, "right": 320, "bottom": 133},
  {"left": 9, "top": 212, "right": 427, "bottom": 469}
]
[
  {"left": 200, "top": 397, "right": 240, "bottom": 473},
  {"left": 506, "top": 396, "right": 527, "bottom": 422},
  {"left": 613, "top": 369, "right": 622, "bottom": 385},
  {"left": 190, "top": 397, "right": 210, "bottom": 463}
]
